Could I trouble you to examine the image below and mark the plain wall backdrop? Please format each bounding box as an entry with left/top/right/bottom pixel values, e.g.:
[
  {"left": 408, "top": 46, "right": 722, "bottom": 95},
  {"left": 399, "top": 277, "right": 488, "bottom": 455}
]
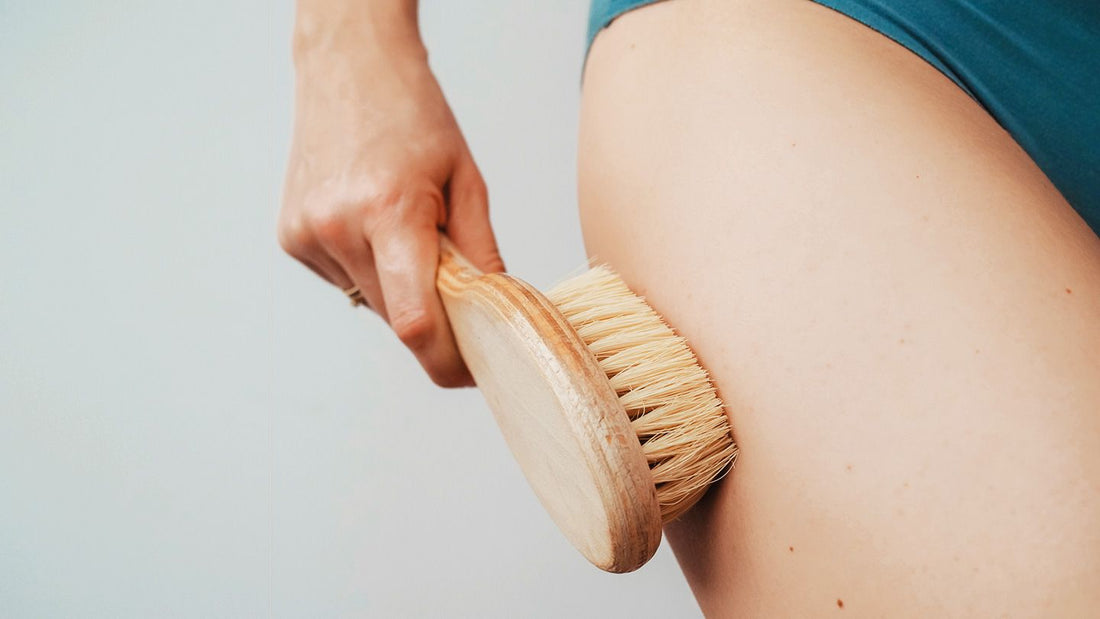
[{"left": 0, "top": 1, "right": 701, "bottom": 616}]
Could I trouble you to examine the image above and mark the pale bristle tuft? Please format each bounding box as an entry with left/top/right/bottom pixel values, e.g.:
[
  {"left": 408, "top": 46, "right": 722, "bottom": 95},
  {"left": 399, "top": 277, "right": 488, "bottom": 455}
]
[{"left": 547, "top": 266, "right": 738, "bottom": 522}]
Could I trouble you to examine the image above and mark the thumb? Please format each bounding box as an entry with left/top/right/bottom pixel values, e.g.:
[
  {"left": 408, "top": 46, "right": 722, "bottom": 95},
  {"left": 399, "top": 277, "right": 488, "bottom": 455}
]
[{"left": 445, "top": 155, "right": 505, "bottom": 274}]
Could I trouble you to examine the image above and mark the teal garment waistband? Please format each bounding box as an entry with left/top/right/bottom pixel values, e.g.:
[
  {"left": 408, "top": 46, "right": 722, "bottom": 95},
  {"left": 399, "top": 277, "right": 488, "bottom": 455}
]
[{"left": 586, "top": 0, "right": 1100, "bottom": 236}]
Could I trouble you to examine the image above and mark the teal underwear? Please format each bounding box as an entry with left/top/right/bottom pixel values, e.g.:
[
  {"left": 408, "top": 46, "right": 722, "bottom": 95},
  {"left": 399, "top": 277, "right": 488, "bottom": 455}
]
[{"left": 587, "top": 0, "right": 1100, "bottom": 236}]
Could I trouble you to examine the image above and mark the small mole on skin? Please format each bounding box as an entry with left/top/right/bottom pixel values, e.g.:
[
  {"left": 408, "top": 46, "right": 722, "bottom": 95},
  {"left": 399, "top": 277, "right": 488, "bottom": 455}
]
[
  {"left": 898, "top": 338, "right": 905, "bottom": 344},
  {"left": 845, "top": 464, "right": 853, "bottom": 472},
  {"left": 1066, "top": 288, "right": 1073, "bottom": 294},
  {"left": 837, "top": 599, "right": 845, "bottom": 609},
  {"left": 789, "top": 546, "right": 794, "bottom": 552}
]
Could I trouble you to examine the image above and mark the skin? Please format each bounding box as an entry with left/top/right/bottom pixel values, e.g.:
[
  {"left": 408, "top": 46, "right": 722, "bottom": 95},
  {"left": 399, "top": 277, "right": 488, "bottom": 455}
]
[
  {"left": 579, "top": 0, "right": 1100, "bottom": 616},
  {"left": 282, "top": 0, "right": 1100, "bottom": 615},
  {"left": 279, "top": 0, "right": 504, "bottom": 387}
]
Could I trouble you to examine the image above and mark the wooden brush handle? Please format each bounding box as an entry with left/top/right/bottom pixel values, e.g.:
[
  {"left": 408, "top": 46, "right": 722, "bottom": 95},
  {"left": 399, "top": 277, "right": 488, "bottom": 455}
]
[{"left": 436, "top": 236, "right": 481, "bottom": 291}]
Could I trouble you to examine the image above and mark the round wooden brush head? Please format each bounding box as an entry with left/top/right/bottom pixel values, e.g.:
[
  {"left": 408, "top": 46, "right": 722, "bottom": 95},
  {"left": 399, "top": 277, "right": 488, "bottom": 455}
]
[{"left": 436, "top": 241, "right": 737, "bottom": 573}]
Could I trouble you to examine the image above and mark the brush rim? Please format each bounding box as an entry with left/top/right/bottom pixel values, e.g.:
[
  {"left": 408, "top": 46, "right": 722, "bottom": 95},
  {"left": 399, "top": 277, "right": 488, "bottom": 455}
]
[{"left": 439, "top": 261, "right": 664, "bottom": 573}]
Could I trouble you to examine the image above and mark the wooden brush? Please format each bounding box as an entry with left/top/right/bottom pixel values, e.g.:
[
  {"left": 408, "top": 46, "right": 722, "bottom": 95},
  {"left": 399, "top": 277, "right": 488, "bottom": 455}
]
[{"left": 436, "top": 239, "right": 738, "bottom": 573}]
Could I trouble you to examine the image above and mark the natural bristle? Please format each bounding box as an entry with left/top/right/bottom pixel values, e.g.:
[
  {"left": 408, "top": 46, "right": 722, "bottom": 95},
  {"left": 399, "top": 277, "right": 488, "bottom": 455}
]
[{"left": 547, "top": 266, "right": 738, "bottom": 522}]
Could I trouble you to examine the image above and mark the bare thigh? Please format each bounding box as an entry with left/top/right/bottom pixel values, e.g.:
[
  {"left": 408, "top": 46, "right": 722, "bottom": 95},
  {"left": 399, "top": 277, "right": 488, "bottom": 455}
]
[{"left": 579, "top": 0, "right": 1100, "bottom": 616}]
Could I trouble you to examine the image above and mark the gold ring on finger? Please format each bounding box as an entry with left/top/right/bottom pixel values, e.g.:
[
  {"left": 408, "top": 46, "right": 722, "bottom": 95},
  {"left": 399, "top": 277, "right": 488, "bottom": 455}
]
[{"left": 343, "top": 285, "right": 368, "bottom": 308}]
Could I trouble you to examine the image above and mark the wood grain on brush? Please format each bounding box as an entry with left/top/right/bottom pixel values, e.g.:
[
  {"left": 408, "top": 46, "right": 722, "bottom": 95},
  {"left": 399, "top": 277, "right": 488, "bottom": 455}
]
[{"left": 436, "top": 238, "right": 736, "bottom": 573}]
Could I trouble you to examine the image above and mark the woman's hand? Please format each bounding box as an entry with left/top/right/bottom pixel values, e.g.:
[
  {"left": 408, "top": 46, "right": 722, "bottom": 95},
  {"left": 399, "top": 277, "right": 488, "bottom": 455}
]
[{"left": 278, "top": 3, "right": 503, "bottom": 387}]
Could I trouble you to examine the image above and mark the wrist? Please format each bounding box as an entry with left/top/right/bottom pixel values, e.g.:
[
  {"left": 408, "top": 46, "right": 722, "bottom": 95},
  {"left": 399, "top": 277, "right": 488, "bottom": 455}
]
[{"left": 293, "top": 0, "right": 427, "bottom": 68}]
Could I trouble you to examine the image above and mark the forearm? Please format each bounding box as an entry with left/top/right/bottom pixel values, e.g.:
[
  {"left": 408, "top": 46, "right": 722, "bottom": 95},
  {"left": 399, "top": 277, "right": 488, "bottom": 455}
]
[{"left": 293, "top": 0, "right": 425, "bottom": 65}]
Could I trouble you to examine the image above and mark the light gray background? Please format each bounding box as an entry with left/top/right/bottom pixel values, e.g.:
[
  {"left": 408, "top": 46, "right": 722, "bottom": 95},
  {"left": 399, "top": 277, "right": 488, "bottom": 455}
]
[{"left": 0, "top": 1, "right": 701, "bottom": 616}]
